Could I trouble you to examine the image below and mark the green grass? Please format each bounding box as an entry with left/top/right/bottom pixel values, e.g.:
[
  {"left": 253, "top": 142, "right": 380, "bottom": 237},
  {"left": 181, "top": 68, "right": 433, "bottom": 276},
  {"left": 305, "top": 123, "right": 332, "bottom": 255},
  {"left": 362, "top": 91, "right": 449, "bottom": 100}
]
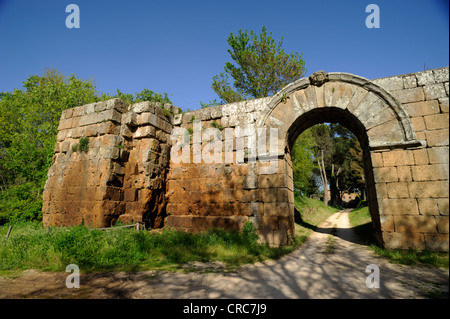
[
  {"left": 0, "top": 221, "right": 299, "bottom": 273},
  {"left": 0, "top": 195, "right": 338, "bottom": 274},
  {"left": 348, "top": 206, "right": 449, "bottom": 269},
  {"left": 348, "top": 205, "right": 376, "bottom": 245}
]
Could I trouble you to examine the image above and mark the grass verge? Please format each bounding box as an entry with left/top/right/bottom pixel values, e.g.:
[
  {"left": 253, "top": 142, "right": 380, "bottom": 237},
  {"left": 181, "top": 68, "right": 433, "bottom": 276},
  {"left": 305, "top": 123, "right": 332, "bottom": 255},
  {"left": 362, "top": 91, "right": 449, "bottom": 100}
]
[
  {"left": 0, "top": 221, "right": 295, "bottom": 273},
  {"left": 0, "top": 196, "right": 339, "bottom": 274},
  {"left": 293, "top": 194, "right": 339, "bottom": 245},
  {"left": 348, "top": 206, "right": 449, "bottom": 269}
]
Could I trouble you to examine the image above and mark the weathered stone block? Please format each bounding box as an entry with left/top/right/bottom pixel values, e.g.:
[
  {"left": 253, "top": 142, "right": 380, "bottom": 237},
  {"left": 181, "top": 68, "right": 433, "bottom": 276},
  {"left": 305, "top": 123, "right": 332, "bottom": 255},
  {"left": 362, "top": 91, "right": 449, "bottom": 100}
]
[
  {"left": 79, "top": 113, "right": 98, "bottom": 127},
  {"left": 433, "top": 67, "right": 449, "bottom": 83},
  {"left": 139, "top": 112, "right": 162, "bottom": 128},
  {"left": 410, "top": 116, "right": 425, "bottom": 132},
  {"left": 382, "top": 232, "right": 402, "bottom": 249},
  {"left": 131, "top": 101, "right": 155, "bottom": 114},
  {"left": 98, "top": 121, "right": 120, "bottom": 135},
  {"left": 417, "top": 199, "right": 440, "bottom": 216},
  {"left": 382, "top": 150, "right": 414, "bottom": 166},
  {"left": 403, "top": 75, "right": 417, "bottom": 89},
  {"left": 123, "top": 112, "right": 137, "bottom": 127},
  {"left": 392, "top": 87, "right": 425, "bottom": 104},
  {"left": 135, "top": 126, "right": 156, "bottom": 139},
  {"left": 374, "top": 167, "right": 399, "bottom": 183},
  {"left": 425, "top": 129, "right": 449, "bottom": 147},
  {"left": 359, "top": 103, "right": 394, "bottom": 130},
  {"left": 396, "top": 166, "right": 412, "bottom": 182},
  {"left": 58, "top": 118, "right": 73, "bottom": 131},
  {"left": 409, "top": 181, "right": 449, "bottom": 198},
  {"left": 427, "top": 147, "right": 449, "bottom": 164},
  {"left": 436, "top": 216, "right": 449, "bottom": 233},
  {"left": 72, "top": 105, "right": 86, "bottom": 117},
  {"left": 424, "top": 233, "right": 449, "bottom": 251},
  {"left": 412, "top": 148, "right": 429, "bottom": 165},
  {"left": 98, "top": 109, "right": 122, "bottom": 124},
  {"left": 63, "top": 108, "right": 73, "bottom": 119},
  {"left": 372, "top": 76, "right": 404, "bottom": 91},
  {"left": 84, "top": 124, "right": 99, "bottom": 137},
  {"left": 437, "top": 198, "right": 449, "bottom": 216},
  {"left": 262, "top": 202, "right": 288, "bottom": 217},
  {"left": 173, "top": 114, "right": 182, "bottom": 125},
  {"left": 423, "top": 113, "right": 449, "bottom": 130},
  {"left": 423, "top": 83, "right": 447, "bottom": 100},
  {"left": 382, "top": 198, "right": 419, "bottom": 215},
  {"left": 416, "top": 70, "right": 435, "bottom": 86},
  {"left": 124, "top": 188, "right": 137, "bottom": 202},
  {"left": 403, "top": 100, "right": 440, "bottom": 117},
  {"left": 370, "top": 152, "right": 383, "bottom": 167},
  {"left": 380, "top": 215, "right": 394, "bottom": 232},
  {"left": 367, "top": 120, "right": 404, "bottom": 146},
  {"left": 105, "top": 98, "right": 127, "bottom": 113},
  {"left": 386, "top": 182, "right": 410, "bottom": 199},
  {"left": 411, "top": 164, "right": 449, "bottom": 181},
  {"left": 394, "top": 215, "right": 437, "bottom": 233},
  {"left": 439, "top": 97, "right": 449, "bottom": 113},
  {"left": 258, "top": 174, "right": 287, "bottom": 188},
  {"left": 401, "top": 232, "right": 425, "bottom": 250}
]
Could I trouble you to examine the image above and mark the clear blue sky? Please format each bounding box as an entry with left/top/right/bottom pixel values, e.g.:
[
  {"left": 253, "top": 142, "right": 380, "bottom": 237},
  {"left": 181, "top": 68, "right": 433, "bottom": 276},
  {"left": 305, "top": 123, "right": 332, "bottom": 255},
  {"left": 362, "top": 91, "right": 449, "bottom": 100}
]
[{"left": 0, "top": 0, "right": 448, "bottom": 111}]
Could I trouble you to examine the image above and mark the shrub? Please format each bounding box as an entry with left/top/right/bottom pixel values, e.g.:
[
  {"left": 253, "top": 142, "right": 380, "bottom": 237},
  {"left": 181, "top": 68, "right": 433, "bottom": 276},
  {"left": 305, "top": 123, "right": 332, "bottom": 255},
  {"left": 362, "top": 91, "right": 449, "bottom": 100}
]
[{"left": 78, "top": 137, "right": 89, "bottom": 153}]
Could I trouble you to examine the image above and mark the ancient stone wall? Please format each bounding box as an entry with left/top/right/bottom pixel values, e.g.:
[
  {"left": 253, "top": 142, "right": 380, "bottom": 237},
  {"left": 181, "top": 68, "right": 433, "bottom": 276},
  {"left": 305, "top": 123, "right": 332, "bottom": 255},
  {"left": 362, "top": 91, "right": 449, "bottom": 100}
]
[
  {"left": 166, "top": 98, "right": 278, "bottom": 239},
  {"left": 370, "top": 68, "right": 449, "bottom": 250},
  {"left": 42, "top": 99, "right": 180, "bottom": 228},
  {"left": 43, "top": 67, "right": 449, "bottom": 251}
]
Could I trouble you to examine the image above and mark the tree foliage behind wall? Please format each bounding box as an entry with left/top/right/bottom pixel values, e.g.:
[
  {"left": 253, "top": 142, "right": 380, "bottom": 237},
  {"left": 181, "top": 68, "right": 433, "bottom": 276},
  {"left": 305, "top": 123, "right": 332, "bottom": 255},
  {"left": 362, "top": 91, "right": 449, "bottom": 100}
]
[
  {"left": 0, "top": 69, "right": 171, "bottom": 224},
  {"left": 291, "top": 123, "right": 365, "bottom": 207},
  {"left": 212, "top": 26, "right": 306, "bottom": 104}
]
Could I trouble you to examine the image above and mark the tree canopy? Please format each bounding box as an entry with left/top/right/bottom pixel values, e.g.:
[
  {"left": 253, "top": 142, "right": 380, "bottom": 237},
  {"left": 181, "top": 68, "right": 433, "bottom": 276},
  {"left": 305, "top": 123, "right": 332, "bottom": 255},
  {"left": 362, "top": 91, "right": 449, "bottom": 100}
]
[
  {"left": 291, "top": 123, "right": 365, "bottom": 207},
  {"left": 0, "top": 68, "right": 171, "bottom": 224},
  {"left": 212, "top": 26, "right": 306, "bottom": 103}
]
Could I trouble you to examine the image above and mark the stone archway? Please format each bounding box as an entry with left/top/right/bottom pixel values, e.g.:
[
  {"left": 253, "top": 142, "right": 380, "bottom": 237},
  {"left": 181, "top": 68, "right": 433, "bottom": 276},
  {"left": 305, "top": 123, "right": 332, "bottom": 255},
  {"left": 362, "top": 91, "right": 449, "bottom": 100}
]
[
  {"left": 43, "top": 67, "right": 449, "bottom": 251},
  {"left": 254, "top": 71, "right": 427, "bottom": 249}
]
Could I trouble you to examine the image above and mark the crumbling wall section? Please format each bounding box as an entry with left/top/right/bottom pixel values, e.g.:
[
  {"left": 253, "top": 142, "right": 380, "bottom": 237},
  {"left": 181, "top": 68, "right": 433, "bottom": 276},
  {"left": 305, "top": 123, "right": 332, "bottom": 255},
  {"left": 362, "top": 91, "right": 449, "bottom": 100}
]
[{"left": 42, "top": 98, "right": 179, "bottom": 228}]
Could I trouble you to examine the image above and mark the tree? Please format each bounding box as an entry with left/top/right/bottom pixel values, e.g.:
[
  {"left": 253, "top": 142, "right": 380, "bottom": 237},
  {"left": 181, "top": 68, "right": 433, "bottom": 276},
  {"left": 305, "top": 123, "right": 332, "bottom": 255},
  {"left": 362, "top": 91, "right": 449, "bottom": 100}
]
[
  {"left": 305, "top": 123, "right": 365, "bottom": 207},
  {"left": 328, "top": 124, "right": 366, "bottom": 206},
  {"left": 291, "top": 128, "right": 317, "bottom": 196},
  {"left": 309, "top": 125, "right": 334, "bottom": 206},
  {"left": 102, "top": 88, "right": 171, "bottom": 106},
  {"left": 212, "top": 26, "right": 306, "bottom": 103},
  {"left": 0, "top": 68, "right": 172, "bottom": 224},
  {"left": 0, "top": 69, "right": 100, "bottom": 223},
  {"left": 349, "top": 139, "right": 366, "bottom": 200}
]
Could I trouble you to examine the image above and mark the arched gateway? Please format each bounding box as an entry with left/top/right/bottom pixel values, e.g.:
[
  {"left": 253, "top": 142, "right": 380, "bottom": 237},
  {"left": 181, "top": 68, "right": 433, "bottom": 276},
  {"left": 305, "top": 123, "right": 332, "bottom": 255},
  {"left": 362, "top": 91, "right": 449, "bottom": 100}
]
[
  {"left": 43, "top": 68, "right": 449, "bottom": 251},
  {"left": 254, "top": 71, "right": 425, "bottom": 248}
]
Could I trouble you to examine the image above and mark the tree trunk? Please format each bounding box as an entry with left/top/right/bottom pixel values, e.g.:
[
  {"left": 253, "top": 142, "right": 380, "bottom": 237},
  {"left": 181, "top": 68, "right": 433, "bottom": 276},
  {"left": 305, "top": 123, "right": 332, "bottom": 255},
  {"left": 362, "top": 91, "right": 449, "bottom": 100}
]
[{"left": 317, "top": 150, "right": 329, "bottom": 206}]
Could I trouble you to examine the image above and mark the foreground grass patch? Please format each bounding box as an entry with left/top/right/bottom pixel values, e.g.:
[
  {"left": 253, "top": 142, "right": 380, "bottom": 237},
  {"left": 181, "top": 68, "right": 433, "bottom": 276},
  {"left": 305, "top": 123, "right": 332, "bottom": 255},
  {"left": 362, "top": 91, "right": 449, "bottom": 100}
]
[
  {"left": 0, "top": 221, "right": 298, "bottom": 273},
  {"left": 348, "top": 206, "right": 449, "bottom": 269},
  {"left": 0, "top": 196, "right": 341, "bottom": 273}
]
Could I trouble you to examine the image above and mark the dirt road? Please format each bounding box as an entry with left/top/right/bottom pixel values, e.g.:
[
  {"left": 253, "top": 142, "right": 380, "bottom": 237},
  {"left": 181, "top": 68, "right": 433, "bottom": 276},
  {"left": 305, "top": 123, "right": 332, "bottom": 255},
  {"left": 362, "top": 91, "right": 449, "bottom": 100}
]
[{"left": 0, "top": 210, "right": 448, "bottom": 299}]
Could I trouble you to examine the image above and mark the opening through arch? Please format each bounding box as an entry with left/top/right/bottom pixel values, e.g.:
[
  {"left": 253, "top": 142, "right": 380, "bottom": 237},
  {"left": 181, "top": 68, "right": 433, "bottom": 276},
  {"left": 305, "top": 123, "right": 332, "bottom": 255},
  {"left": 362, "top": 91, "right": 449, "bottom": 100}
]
[
  {"left": 255, "top": 71, "right": 424, "bottom": 248},
  {"left": 286, "top": 107, "right": 382, "bottom": 246}
]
